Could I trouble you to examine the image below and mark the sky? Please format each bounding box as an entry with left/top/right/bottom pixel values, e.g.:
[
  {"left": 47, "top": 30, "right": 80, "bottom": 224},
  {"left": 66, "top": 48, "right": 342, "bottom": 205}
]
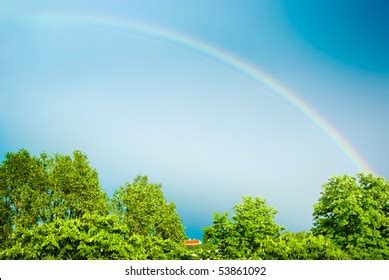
[{"left": 1, "top": 0, "right": 388, "bottom": 239}]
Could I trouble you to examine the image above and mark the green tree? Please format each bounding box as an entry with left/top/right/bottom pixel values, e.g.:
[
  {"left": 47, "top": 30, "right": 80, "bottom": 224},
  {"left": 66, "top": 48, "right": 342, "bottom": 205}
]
[
  {"left": 0, "top": 149, "right": 109, "bottom": 246},
  {"left": 0, "top": 184, "right": 12, "bottom": 244},
  {"left": 312, "top": 173, "right": 389, "bottom": 259},
  {"left": 0, "top": 213, "right": 187, "bottom": 260},
  {"left": 47, "top": 151, "right": 109, "bottom": 220},
  {"left": 111, "top": 175, "right": 185, "bottom": 242},
  {"left": 204, "top": 196, "right": 284, "bottom": 259},
  {"left": 267, "top": 232, "right": 349, "bottom": 260},
  {"left": 0, "top": 149, "right": 49, "bottom": 242}
]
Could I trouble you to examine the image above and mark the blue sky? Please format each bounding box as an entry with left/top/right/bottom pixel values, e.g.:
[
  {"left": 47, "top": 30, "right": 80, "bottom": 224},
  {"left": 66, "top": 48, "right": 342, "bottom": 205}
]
[{"left": 1, "top": 0, "right": 388, "bottom": 239}]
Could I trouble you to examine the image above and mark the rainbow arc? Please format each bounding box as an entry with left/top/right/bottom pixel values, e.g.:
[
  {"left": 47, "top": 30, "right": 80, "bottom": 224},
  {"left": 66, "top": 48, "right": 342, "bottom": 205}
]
[{"left": 25, "top": 12, "right": 372, "bottom": 173}]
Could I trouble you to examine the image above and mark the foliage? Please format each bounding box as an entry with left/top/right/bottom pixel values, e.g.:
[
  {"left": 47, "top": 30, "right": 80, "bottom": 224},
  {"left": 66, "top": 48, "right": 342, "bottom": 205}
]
[
  {"left": 183, "top": 243, "right": 221, "bottom": 260},
  {"left": 0, "top": 149, "right": 49, "bottom": 242},
  {"left": 0, "top": 149, "right": 108, "bottom": 246},
  {"left": 1, "top": 149, "right": 388, "bottom": 260},
  {"left": 0, "top": 213, "right": 187, "bottom": 260},
  {"left": 138, "top": 235, "right": 189, "bottom": 260},
  {"left": 267, "top": 232, "right": 349, "bottom": 260},
  {"left": 47, "top": 151, "right": 109, "bottom": 220},
  {"left": 204, "top": 196, "right": 284, "bottom": 259},
  {"left": 1, "top": 214, "right": 130, "bottom": 259},
  {"left": 111, "top": 175, "right": 185, "bottom": 242},
  {"left": 312, "top": 173, "right": 389, "bottom": 259}
]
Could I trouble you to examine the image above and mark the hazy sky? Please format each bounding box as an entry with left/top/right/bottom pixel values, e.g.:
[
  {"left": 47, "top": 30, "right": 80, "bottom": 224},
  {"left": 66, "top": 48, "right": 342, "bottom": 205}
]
[{"left": 1, "top": 0, "right": 388, "bottom": 239}]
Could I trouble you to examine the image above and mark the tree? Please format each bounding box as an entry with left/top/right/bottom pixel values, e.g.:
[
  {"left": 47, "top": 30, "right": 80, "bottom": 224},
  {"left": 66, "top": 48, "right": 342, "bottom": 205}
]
[
  {"left": 47, "top": 150, "right": 109, "bottom": 220},
  {"left": 0, "top": 213, "right": 187, "bottom": 260},
  {"left": 111, "top": 175, "right": 185, "bottom": 242},
  {"left": 0, "top": 149, "right": 109, "bottom": 246},
  {"left": 312, "top": 173, "right": 388, "bottom": 259},
  {"left": 0, "top": 149, "right": 49, "bottom": 242},
  {"left": 204, "top": 196, "right": 284, "bottom": 259},
  {"left": 267, "top": 232, "right": 349, "bottom": 260}
]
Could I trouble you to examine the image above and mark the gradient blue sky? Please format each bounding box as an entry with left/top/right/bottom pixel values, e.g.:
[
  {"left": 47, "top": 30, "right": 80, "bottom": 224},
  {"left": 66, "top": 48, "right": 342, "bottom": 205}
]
[{"left": 1, "top": 0, "right": 388, "bottom": 239}]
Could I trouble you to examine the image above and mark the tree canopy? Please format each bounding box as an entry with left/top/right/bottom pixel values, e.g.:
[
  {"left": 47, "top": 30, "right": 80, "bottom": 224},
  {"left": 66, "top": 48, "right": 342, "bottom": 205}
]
[
  {"left": 267, "top": 232, "right": 349, "bottom": 260},
  {"left": 111, "top": 175, "right": 185, "bottom": 242},
  {"left": 0, "top": 213, "right": 187, "bottom": 260},
  {"left": 0, "top": 149, "right": 388, "bottom": 260},
  {"left": 312, "top": 173, "right": 388, "bottom": 259},
  {"left": 201, "top": 197, "right": 351, "bottom": 260},
  {"left": 0, "top": 149, "right": 108, "bottom": 244},
  {"left": 204, "top": 196, "right": 284, "bottom": 259}
]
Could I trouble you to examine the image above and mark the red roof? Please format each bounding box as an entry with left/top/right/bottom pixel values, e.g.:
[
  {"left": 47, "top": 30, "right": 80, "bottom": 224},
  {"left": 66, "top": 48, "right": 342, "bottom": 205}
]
[{"left": 184, "top": 239, "right": 202, "bottom": 246}]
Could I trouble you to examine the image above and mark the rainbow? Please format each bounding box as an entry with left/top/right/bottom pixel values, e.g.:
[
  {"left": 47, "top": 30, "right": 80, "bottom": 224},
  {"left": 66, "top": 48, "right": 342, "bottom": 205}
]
[{"left": 24, "top": 12, "right": 372, "bottom": 172}]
